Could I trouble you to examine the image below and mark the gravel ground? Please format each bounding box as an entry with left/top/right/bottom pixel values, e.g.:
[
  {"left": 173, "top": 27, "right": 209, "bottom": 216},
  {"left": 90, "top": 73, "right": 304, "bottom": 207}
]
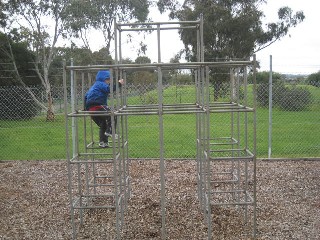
[{"left": 0, "top": 159, "right": 319, "bottom": 240}]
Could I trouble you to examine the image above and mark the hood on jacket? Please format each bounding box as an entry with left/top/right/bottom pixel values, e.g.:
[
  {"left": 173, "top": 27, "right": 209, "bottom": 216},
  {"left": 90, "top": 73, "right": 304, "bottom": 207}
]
[{"left": 96, "top": 70, "right": 110, "bottom": 82}]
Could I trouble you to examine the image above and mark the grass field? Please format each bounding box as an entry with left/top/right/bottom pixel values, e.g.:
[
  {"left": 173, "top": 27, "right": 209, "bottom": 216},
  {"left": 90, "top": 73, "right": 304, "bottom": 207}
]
[{"left": 0, "top": 85, "right": 319, "bottom": 160}]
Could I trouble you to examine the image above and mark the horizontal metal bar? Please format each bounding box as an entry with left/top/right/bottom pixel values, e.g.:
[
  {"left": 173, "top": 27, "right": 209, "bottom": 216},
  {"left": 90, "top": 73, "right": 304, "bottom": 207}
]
[
  {"left": 79, "top": 152, "right": 116, "bottom": 156},
  {"left": 210, "top": 179, "right": 238, "bottom": 184},
  {"left": 88, "top": 183, "right": 115, "bottom": 187},
  {"left": 211, "top": 171, "right": 234, "bottom": 175},
  {"left": 209, "top": 157, "right": 254, "bottom": 161},
  {"left": 210, "top": 148, "right": 245, "bottom": 153},
  {"left": 209, "top": 152, "right": 254, "bottom": 160},
  {"left": 119, "top": 26, "right": 197, "bottom": 32},
  {"left": 210, "top": 189, "right": 251, "bottom": 195},
  {"left": 70, "top": 159, "right": 114, "bottom": 164},
  {"left": 117, "top": 20, "right": 200, "bottom": 27},
  {"left": 68, "top": 105, "right": 253, "bottom": 116},
  {"left": 80, "top": 193, "right": 115, "bottom": 198},
  {"left": 210, "top": 201, "right": 254, "bottom": 206},
  {"left": 65, "top": 61, "right": 253, "bottom": 71},
  {"left": 72, "top": 205, "right": 115, "bottom": 210},
  {"left": 209, "top": 107, "right": 254, "bottom": 113},
  {"left": 124, "top": 103, "right": 200, "bottom": 108},
  {"left": 93, "top": 175, "right": 114, "bottom": 179}
]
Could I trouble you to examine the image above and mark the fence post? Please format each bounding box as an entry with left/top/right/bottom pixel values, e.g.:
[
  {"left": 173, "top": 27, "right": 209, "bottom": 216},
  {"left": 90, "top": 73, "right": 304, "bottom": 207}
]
[{"left": 268, "top": 55, "right": 273, "bottom": 159}]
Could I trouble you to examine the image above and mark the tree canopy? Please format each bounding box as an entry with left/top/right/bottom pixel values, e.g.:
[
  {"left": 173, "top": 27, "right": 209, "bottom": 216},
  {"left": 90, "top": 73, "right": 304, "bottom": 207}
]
[
  {"left": 158, "top": 0, "right": 305, "bottom": 61},
  {"left": 307, "top": 71, "right": 320, "bottom": 88},
  {"left": 0, "top": 31, "right": 40, "bottom": 86},
  {"left": 63, "top": 0, "right": 151, "bottom": 54},
  {"left": 249, "top": 71, "right": 282, "bottom": 84},
  {"left": 2, "top": 0, "right": 70, "bottom": 120}
]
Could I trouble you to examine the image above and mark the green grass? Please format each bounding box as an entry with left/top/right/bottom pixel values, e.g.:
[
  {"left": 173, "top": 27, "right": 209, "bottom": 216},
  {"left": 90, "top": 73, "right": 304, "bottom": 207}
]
[
  {"left": 0, "top": 115, "right": 66, "bottom": 160},
  {"left": 1, "top": 85, "right": 319, "bottom": 160}
]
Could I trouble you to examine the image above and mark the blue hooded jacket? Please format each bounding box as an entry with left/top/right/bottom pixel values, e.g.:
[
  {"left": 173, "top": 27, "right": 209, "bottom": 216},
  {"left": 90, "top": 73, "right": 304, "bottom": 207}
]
[{"left": 85, "top": 70, "right": 112, "bottom": 110}]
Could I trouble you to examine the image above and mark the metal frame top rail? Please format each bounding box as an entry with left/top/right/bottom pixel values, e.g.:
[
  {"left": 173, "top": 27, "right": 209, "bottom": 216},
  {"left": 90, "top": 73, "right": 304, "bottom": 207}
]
[
  {"left": 118, "top": 26, "right": 197, "bottom": 32},
  {"left": 117, "top": 20, "right": 200, "bottom": 28},
  {"left": 65, "top": 60, "right": 254, "bottom": 71}
]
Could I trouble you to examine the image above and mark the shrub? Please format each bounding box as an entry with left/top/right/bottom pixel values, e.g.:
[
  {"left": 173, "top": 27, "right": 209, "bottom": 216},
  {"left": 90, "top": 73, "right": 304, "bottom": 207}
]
[
  {"left": 272, "top": 82, "right": 287, "bottom": 106},
  {"left": 257, "top": 81, "right": 286, "bottom": 107},
  {"left": 257, "top": 82, "right": 312, "bottom": 111},
  {"left": 257, "top": 82, "right": 269, "bottom": 107},
  {"left": 0, "top": 86, "right": 40, "bottom": 120},
  {"left": 277, "top": 87, "right": 312, "bottom": 111},
  {"left": 307, "top": 71, "right": 320, "bottom": 87}
]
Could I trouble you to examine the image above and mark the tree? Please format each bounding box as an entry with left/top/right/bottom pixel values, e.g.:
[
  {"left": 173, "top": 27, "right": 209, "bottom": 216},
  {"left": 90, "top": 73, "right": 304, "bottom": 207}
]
[
  {"left": 92, "top": 48, "right": 114, "bottom": 65},
  {"left": 135, "top": 56, "right": 152, "bottom": 65},
  {"left": 158, "top": 0, "right": 304, "bottom": 99},
  {"left": 307, "top": 71, "right": 320, "bottom": 88},
  {"left": 248, "top": 71, "right": 282, "bottom": 84},
  {"left": 0, "top": 31, "right": 41, "bottom": 86},
  {"left": 129, "top": 56, "right": 156, "bottom": 85},
  {"left": 3, "top": 0, "right": 69, "bottom": 121},
  {"left": 0, "top": 1, "right": 6, "bottom": 28},
  {"left": 0, "top": 86, "right": 41, "bottom": 120},
  {"left": 159, "top": 0, "right": 305, "bottom": 60},
  {"left": 63, "top": 0, "right": 151, "bottom": 56},
  {"left": 0, "top": 31, "right": 49, "bottom": 113}
]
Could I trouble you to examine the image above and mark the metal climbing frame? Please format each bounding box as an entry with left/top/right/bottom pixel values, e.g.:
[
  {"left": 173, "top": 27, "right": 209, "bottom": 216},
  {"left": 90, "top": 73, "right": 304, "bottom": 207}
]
[
  {"left": 196, "top": 63, "right": 257, "bottom": 239},
  {"left": 63, "top": 64, "right": 130, "bottom": 239},
  {"left": 63, "top": 14, "right": 257, "bottom": 239}
]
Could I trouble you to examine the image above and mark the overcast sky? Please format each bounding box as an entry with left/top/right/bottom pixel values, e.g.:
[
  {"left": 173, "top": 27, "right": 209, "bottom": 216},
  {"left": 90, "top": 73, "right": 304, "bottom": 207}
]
[
  {"left": 91, "top": 0, "right": 319, "bottom": 75},
  {"left": 257, "top": 0, "right": 320, "bottom": 74}
]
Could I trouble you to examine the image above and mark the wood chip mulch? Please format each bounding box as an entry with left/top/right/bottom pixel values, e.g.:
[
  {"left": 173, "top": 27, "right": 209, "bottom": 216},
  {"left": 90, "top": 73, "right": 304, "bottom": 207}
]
[{"left": 0, "top": 159, "right": 319, "bottom": 239}]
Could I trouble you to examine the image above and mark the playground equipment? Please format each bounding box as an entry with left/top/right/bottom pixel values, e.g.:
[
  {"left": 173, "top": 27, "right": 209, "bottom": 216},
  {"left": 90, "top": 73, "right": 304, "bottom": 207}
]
[{"left": 63, "top": 15, "right": 257, "bottom": 239}]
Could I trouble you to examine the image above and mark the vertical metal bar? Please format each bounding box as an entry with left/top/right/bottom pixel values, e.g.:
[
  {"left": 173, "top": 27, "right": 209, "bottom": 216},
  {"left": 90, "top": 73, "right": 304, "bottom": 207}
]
[
  {"left": 118, "top": 17, "right": 129, "bottom": 207},
  {"left": 74, "top": 71, "right": 79, "bottom": 155},
  {"left": 87, "top": 71, "right": 97, "bottom": 195},
  {"left": 243, "top": 66, "right": 249, "bottom": 223},
  {"left": 199, "top": 13, "right": 212, "bottom": 240},
  {"left": 229, "top": 68, "right": 235, "bottom": 199},
  {"left": 115, "top": 20, "right": 125, "bottom": 238},
  {"left": 244, "top": 65, "right": 249, "bottom": 225},
  {"left": 70, "top": 58, "right": 76, "bottom": 158},
  {"left": 158, "top": 66, "right": 166, "bottom": 240},
  {"left": 109, "top": 69, "right": 120, "bottom": 239},
  {"left": 252, "top": 55, "right": 258, "bottom": 238},
  {"left": 157, "top": 24, "right": 162, "bottom": 63},
  {"left": 82, "top": 72, "right": 90, "bottom": 207},
  {"left": 195, "top": 13, "right": 202, "bottom": 208},
  {"left": 122, "top": 71, "right": 130, "bottom": 201},
  {"left": 110, "top": 68, "right": 114, "bottom": 108},
  {"left": 245, "top": 66, "right": 249, "bottom": 221},
  {"left": 114, "top": 17, "right": 119, "bottom": 64},
  {"left": 73, "top": 70, "right": 83, "bottom": 224},
  {"left": 63, "top": 59, "right": 76, "bottom": 240},
  {"left": 196, "top": 70, "right": 203, "bottom": 208},
  {"left": 236, "top": 68, "right": 241, "bottom": 205},
  {"left": 243, "top": 66, "right": 249, "bottom": 222},
  {"left": 157, "top": 23, "right": 166, "bottom": 240},
  {"left": 205, "top": 66, "right": 211, "bottom": 198},
  {"left": 268, "top": 55, "right": 273, "bottom": 159}
]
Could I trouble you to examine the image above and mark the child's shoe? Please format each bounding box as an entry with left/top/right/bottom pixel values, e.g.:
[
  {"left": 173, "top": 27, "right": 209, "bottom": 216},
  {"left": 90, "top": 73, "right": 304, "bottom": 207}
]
[
  {"left": 105, "top": 132, "right": 119, "bottom": 140},
  {"left": 99, "top": 142, "right": 108, "bottom": 148}
]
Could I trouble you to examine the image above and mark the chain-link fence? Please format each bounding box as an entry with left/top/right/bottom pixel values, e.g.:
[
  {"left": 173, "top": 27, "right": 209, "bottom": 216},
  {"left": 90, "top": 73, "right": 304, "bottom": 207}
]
[{"left": 0, "top": 81, "right": 319, "bottom": 160}]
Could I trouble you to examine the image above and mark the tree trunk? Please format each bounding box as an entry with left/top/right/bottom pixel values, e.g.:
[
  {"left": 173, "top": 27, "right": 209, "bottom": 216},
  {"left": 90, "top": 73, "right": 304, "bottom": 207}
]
[
  {"left": 214, "top": 82, "right": 221, "bottom": 101},
  {"left": 46, "top": 89, "right": 55, "bottom": 121}
]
